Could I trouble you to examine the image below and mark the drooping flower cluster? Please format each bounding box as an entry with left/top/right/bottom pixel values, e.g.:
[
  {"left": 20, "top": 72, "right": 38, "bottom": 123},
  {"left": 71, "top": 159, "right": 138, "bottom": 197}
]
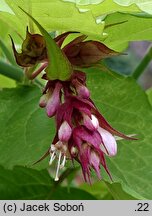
[
  {"left": 39, "top": 70, "right": 134, "bottom": 182},
  {"left": 11, "top": 30, "right": 136, "bottom": 182}
]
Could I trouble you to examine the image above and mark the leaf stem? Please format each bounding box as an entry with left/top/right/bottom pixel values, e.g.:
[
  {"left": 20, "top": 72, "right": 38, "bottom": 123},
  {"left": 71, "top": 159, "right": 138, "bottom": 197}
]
[
  {"left": 0, "top": 60, "right": 24, "bottom": 82},
  {"left": 29, "top": 62, "right": 48, "bottom": 80},
  {"left": 132, "top": 45, "right": 152, "bottom": 80}
]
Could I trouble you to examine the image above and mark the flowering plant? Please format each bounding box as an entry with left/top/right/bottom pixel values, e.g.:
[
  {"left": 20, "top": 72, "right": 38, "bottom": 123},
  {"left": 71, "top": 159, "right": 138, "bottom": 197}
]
[
  {"left": 0, "top": 0, "right": 152, "bottom": 200},
  {"left": 11, "top": 26, "right": 136, "bottom": 182}
]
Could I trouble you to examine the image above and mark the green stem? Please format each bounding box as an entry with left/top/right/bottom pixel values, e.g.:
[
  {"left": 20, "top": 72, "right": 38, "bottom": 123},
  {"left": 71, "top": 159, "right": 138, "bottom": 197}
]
[
  {"left": 46, "top": 168, "right": 76, "bottom": 199},
  {"left": 132, "top": 45, "right": 152, "bottom": 80},
  {"left": 0, "top": 60, "right": 44, "bottom": 87},
  {"left": 0, "top": 60, "right": 24, "bottom": 82}
]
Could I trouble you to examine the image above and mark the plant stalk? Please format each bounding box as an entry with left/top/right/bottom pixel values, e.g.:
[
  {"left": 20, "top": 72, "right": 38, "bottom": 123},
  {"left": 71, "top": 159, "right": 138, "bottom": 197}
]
[
  {"left": 132, "top": 45, "right": 152, "bottom": 80},
  {"left": 29, "top": 62, "right": 48, "bottom": 80},
  {"left": 0, "top": 60, "right": 24, "bottom": 82}
]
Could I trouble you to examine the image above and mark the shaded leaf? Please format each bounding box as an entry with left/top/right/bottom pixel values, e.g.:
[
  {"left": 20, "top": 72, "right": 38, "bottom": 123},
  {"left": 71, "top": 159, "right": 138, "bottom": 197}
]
[
  {"left": 0, "top": 166, "right": 96, "bottom": 199},
  {"left": 0, "top": 85, "right": 54, "bottom": 169}
]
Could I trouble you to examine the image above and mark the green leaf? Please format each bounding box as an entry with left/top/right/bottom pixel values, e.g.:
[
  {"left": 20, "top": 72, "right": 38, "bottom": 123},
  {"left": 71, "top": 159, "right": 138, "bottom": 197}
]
[
  {"left": 80, "top": 181, "right": 113, "bottom": 200},
  {"left": 70, "top": 0, "right": 140, "bottom": 16},
  {"left": 85, "top": 68, "right": 152, "bottom": 199},
  {"left": 103, "top": 12, "right": 152, "bottom": 50},
  {"left": 105, "top": 182, "right": 136, "bottom": 200},
  {"left": 0, "top": 166, "right": 96, "bottom": 199},
  {"left": 80, "top": 181, "right": 136, "bottom": 199},
  {"left": 146, "top": 88, "right": 152, "bottom": 106},
  {"left": 0, "top": 12, "right": 23, "bottom": 42},
  {"left": 1, "top": 0, "right": 151, "bottom": 50},
  {"left": 20, "top": 8, "right": 72, "bottom": 81},
  {"left": 63, "top": 0, "right": 104, "bottom": 5},
  {"left": 0, "top": 166, "right": 52, "bottom": 199},
  {"left": 51, "top": 187, "right": 96, "bottom": 199},
  {"left": 113, "top": 0, "right": 152, "bottom": 15},
  {"left": 0, "top": 0, "right": 13, "bottom": 13},
  {"left": 0, "top": 85, "right": 54, "bottom": 169},
  {"left": 2, "top": 0, "right": 104, "bottom": 38},
  {"left": 0, "top": 75, "right": 16, "bottom": 88}
]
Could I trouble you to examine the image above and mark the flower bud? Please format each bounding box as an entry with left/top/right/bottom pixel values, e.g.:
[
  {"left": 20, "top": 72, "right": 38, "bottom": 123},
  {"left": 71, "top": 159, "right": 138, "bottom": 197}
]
[
  {"left": 71, "top": 146, "right": 78, "bottom": 156},
  {"left": 10, "top": 28, "right": 47, "bottom": 67},
  {"left": 72, "top": 79, "right": 90, "bottom": 99},
  {"left": 79, "top": 41, "right": 119, "bottom": 65},
  {"left": 83, "top": 114, "right": 99, "bottom": 131},
  {"left": 58, "top": 121, "right": 72, "bottom": 142},
  {"left": 64, "top": 37, "right": 119, "bottom": 67},
  {"left": 77, "top": 84, "right": 90, "bottom": 99},
  {"left": 46, "top": 82, "right": 62, "bottom": 117},
  {"left": 98, "top": 127, "right": 117, "bottom": 157},
  {"left": 39, "top": 94, "right": 48, "bottom": 108},
  {"left": 90, "top": 151, "right": 101, "bottom": 179}
]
